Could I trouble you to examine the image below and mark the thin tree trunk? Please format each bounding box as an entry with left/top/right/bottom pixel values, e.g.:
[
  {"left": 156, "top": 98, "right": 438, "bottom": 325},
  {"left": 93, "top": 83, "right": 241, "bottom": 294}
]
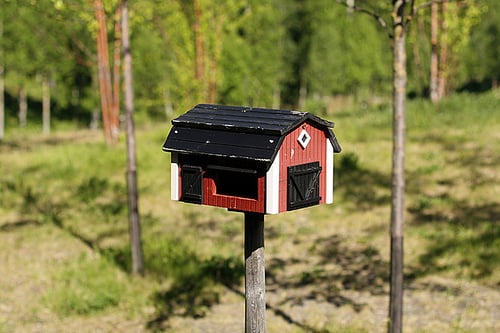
[
  {"left": 19, "top": 87, "right": 27, "bottom": 127},
  {"left": 0, "top": 63, "right": 3, "bottom": 140},
  {"left": 208, "top": 50, "right": 217, "bottom": 103},
  {"left": 42, "top": 76, "right": 50, "bottom": 135},
  {"left": 298, "top": 77, "right": 307, "bottom": 110},
  {"left": 412, "top": 15, "right": 425, "bottom": 96},
  {"left": 95, "top": 0, "right": 114, "bottom": 145},
  {"left": 0, "top": 16, "right": 4, "bottom": 140},
  {"left": 347, "top": 0, "right": 355, "bottom": 15},
  {"left": 430, "top": 0, "right": 439, "bottom": 102},
  {"left": 438, "top": 0, "right": 448, "bottom": 99},
  {"left": 121, "top": 0, "right": 144, "bottom": 275},
  {"left": 164, "top": 88, "right": 173, "bottom": 118},
  {"left": 388, "top": 2, "right": 406, "bottom": 333},
  {"left": 272, "top": 86, "right": 281, "bottom": 110},
  {"left": 193, "top": 0, "right": 203, "bottom": 81},
  {"left": 90, "top": 71, "right": 100, "bottom": 130},
  {"left": 112, "top": 6, "right": 121, "bottom": 139}
]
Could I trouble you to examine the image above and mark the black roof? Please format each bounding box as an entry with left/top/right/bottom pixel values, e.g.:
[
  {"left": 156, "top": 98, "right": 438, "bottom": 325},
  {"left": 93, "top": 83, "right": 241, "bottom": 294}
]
[{"left": 163, "top": 104, "right": 341, "bottom": 163}]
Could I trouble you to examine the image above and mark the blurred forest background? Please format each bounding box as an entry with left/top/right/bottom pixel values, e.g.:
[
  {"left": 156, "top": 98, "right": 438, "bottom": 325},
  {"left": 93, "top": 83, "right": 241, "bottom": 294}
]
[
  {"left": 0, "top": 1, "right": 499, "bottom": 332},
  {"left": 1, "top": 0, "right": 498, "bottom": 136}
]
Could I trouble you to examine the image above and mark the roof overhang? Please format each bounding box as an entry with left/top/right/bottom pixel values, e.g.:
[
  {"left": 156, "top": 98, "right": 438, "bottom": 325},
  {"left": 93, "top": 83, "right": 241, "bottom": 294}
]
[{"left": 163, "top": 126, "right": 282, "bottom": 163}]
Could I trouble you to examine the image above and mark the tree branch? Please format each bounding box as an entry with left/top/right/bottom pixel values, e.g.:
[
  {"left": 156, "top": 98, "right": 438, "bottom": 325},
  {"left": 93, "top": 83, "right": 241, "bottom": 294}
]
[{"left": 335, "top": 0, "right": 392, "bottom": 38}]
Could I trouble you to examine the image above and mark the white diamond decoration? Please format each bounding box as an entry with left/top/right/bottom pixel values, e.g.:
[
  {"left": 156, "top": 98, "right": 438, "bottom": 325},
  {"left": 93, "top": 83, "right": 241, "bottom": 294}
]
[{"left": 297, "top": 129, "right": 311, "bottom": 149}]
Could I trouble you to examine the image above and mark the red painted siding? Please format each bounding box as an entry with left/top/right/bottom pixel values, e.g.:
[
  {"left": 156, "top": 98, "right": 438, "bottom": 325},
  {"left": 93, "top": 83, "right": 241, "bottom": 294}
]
[
  {"left": 278, "top": 121, "right": 327, "bottom": 212},
  {"left": 204, "top": 173, "right": 266, "bottom": 213}
]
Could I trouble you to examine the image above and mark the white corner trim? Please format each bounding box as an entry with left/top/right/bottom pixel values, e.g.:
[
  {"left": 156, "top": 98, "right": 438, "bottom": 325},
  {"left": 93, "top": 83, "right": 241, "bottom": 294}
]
[
  {"left": 170, "top": 153, "right": 179, "bottom": 201},
  {"left": 326, "top": 140, "right": 334, "bottom": 204},
  {"left": 266, "top": 153, "right": 280, "bottom": 214}
]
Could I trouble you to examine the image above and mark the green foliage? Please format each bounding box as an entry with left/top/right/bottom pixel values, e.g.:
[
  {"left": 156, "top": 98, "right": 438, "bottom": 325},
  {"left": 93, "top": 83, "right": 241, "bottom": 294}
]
[
  {"left": 1, "top": 0, "right": 499, "bottom": 131},
  {"left": 306, "top": 1, "right": 391, "bottom": 96},
  {"left": 43, "top": 253, "right": 125, "bottom": 316},
  {"left": 3, "top": 0, "right": 91, "bottom": 112},
  {"left": 219, "top": 0, "right": 287, "bottom": 106},
  {"left": 463, "top": 0, "right": 500, "bottom": 88}
]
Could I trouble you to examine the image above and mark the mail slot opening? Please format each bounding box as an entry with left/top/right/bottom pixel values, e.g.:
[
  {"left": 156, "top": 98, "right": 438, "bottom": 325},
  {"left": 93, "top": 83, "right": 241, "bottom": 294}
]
[{"left": 213, "top": 169, "right": 258, "bottom": 199}]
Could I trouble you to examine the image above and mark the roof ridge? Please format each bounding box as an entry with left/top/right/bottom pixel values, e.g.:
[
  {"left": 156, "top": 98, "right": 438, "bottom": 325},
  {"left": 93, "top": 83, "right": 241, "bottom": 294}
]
[{"left": 172, "top": 104, "right": 333, "bottom": 135}]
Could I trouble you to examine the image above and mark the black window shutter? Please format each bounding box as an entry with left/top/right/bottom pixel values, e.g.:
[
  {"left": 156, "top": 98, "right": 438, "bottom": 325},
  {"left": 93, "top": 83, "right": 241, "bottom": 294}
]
[
  {"left": 288, "top": 162, "right": 322, "bottom": 210},
  {"left": 181, "top": 165, "right": 203, "bottom": 204}
]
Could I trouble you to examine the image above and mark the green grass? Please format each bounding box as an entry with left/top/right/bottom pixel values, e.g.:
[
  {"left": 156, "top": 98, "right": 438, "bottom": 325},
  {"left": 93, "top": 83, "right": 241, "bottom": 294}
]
[
  {"left": 332, "top": 91, "right": 500, "bottom": 286},
  {"left": 43, "top": 253, "right": 126, "bottom": 316},
  {"left": 1, "top": 91, "right": 499, "bottom": 332}
]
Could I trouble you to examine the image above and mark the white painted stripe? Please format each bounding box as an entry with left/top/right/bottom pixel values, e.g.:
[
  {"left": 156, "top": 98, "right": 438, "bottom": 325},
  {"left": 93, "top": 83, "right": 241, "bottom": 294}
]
[
  {"left": 326, "top": 139, "right": 334, "bottom": 204},
  {"left": 266, "top": 153, "right": 280, "bottom": 214},
  {"left": 170, "top": 153, "right": 179, "bottom": 201}
]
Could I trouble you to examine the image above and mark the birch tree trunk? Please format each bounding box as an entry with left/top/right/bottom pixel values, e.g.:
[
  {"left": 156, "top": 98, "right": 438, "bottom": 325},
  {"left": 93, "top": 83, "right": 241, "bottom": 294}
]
[
  {"left": 430, "top": 0, "right": 439, "bottom": 103},
  {"left": 0, "top": 63, "right": 3, "bottom": 140},
  {"left": 42, "top": 76, "right": 50, "bottom": 135},
  {"left": 437, "top": 0, "right": 448, "bottom": 99},
  {"left": 347, "top": 0, "right": 355, "bottom": 15},
  {"left": 389, "top": 1, "right": 406, "bottom": 332},
  {"left": 298, "top": 77, "right": 307, "bottom": 111},
  {"left": 121, "top": 0, "right": 144, "bottom": 275},
  {"left": 272, "top": 86, "right": 281, "bottom": 110},
  {"left": 335, "top": 1, "right": 407, "bottom": 331},
  {"left": 193, "top": 0, "right": 203, "bottom": 81},
  {"left": 19, "top": 87, "right": 27, "bottom": 127},
  {"left": 0, "top": 17, "right": 4, "bottom": 140}
]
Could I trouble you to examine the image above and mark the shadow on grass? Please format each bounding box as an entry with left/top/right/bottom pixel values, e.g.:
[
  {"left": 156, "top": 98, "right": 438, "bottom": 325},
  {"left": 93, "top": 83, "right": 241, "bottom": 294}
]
[
  {"left": 1, "top": 175, "right": 245, "bottom": 329},
  {"left": 0, "top": 219, "right": 42, "bottom": 231},
  {"left": 407, "top": 197, "right": 500, "bottom": 282},
  {"left": 405, "top": 131, "right": 500, "bottom": 282},
  {"left": 266, "top": 234, "right": 388, "bottom": 314},
  {"left": 223, "top": 285, "right": 331, "bottom": 333},
  {"left": 102, "top": 236, "right": 245, "bottom": 331},
  {"left": 335, "top": 152, "right": 391, "bottom": 210},
  {"left": 146, "top": 252, "right": 244, "bottom": 330}
]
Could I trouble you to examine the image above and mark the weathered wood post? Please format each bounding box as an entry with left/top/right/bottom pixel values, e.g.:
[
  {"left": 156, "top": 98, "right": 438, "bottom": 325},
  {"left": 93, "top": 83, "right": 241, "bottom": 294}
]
[{"left": 244, "top": 212, "right": 266, "bottom": 333}]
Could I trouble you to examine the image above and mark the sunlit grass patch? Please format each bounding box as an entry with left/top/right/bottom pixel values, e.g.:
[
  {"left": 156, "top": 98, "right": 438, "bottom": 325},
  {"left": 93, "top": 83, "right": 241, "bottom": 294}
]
[{"left": 43, "top": 253, "right": 126, "bottom": 316}]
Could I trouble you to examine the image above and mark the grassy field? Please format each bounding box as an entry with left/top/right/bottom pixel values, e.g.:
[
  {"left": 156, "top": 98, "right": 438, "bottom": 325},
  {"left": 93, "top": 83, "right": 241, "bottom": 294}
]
[{"left": 0, "top": 92, "right": 499, "bottom": 332}]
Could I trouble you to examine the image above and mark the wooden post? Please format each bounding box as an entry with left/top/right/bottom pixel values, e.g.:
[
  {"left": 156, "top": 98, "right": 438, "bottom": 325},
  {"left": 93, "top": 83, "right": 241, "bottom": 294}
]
[{"left": 244, "top": 212, "right": 266, "bottom": 333}]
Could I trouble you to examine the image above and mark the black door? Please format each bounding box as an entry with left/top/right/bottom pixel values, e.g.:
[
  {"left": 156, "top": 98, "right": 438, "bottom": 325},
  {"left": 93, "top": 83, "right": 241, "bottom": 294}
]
[
  {"left": 288, "top": 162, "right": 322, "bottom": 210},
  {"left": 181, "top": 165, "right": 203, "bottom": 204}
]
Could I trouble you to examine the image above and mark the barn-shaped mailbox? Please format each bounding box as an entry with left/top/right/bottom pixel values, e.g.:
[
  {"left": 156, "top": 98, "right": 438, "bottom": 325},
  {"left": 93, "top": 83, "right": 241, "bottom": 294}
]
[{"left": 162, "top": 104, "right": 341, "bottom": 214}]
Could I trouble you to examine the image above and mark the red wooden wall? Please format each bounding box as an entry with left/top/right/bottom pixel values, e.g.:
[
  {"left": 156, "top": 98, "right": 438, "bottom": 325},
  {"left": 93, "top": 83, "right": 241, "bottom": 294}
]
[
  {"left": 278, "top": 121, "right": 327, "bottom": 212},
  {"left": 203, "top": 173, "right": 266, "bottom": 213}
]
